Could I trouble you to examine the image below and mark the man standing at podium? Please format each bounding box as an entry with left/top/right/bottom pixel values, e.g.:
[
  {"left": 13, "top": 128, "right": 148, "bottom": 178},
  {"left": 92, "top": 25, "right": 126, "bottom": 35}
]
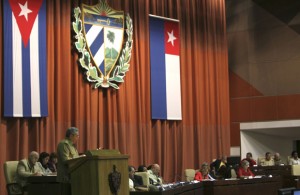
[{"left": 57, "top": 127, "right": 80, "bottom": 194}]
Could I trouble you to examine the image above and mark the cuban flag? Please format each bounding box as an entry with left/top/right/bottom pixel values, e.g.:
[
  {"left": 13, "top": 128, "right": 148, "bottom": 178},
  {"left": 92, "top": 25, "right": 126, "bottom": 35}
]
[
  {"left": 3, "top": 0, "right": 48, "bottom": 117},
  {"left": 149, "top": 15, "right": 182, "bottom": 120}
]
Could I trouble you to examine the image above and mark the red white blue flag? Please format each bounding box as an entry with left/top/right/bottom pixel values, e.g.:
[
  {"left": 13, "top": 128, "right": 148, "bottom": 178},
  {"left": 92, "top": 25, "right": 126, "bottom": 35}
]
[
  {"left": 3, "top": 0, "right": 48, "bottom": 117},
  {"left": 149, "top": 15, "right": 182, "bottom": 120}
]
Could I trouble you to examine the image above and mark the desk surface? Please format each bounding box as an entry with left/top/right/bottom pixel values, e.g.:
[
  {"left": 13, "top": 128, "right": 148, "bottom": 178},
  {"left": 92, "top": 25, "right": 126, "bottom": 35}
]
[
  {"left": 202, "top": 177, "right": 281, "bottom": 195},
  {"left": 250, "top": 165, "right": 291, "bottom": 177},
  {"left": 130, "top": 182, "right": 203, "bottom": 195},
  {"left": 27, "top": 175, "right": 284, "bottom": 195},
  {"left": 27, "top": 175, "right": 57, "bottom": 183},
  {"left": 27, "top": 176, "right": 59, "bottom": 195}
]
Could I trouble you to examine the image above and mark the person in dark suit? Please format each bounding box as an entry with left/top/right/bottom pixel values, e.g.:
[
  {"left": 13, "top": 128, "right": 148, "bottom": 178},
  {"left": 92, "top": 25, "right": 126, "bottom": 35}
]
[
  {"left": 128, "top": 166, "right": 143, "bottom": 191},
  {"left": 210, "top": 155, "right": 231, "bottom": 179}
]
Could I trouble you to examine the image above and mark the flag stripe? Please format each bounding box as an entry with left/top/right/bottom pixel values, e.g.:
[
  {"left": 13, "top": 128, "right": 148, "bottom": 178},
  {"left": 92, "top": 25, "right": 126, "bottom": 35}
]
[
  {"left": 12, "top": 14, "right": 24, "bottom": 116},
  {"left": 30, "top": 15, "right": 41, "bottom": 116},
  {"left": 165, "top": 54, "right": 181, "bottom": 120},
  {"left": 22, "top": 34, "right": 32, "bottom": 116},
  {"left": 4, "top": 7, "right": 14, "bottom": 116},
  {"left": 38, "top": 0, "right": 48, "bottom": 116},
  {"left": 150, "top": 17, "right": 167, "bottom": 119}
]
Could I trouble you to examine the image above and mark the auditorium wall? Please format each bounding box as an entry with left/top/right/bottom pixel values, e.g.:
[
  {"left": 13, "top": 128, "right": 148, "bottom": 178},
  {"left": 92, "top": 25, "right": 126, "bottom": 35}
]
[{"left": 227, "top": 0, "right": 300, "bottom": 155}]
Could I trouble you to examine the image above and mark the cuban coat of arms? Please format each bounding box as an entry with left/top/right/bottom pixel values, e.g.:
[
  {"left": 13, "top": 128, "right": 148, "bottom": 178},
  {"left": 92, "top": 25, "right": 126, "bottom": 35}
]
[{"left": 73, "top": 0, "right": 133, "bottom": 89}]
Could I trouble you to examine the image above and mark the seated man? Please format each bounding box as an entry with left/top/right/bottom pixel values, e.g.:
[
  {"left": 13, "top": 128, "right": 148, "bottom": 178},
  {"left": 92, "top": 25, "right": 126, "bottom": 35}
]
[
  {"left": 258, "top": 152, "right": 274, "bottom": 166},
  {"left": 241, "top": 152, "right": 256, "bottom": 167},
  {"left": 210, "top": 155, "right": 231, "bottom": 179},
  {"left": 15, "top": 151, "right": 44, "bottom": 190},
  {"left": 274, "top": 152, "right": 283, "bottom": 165},
  {"left": 128, "top": 166, "right": 143, "bottom": 191},
  {"left": 147, "top": 164, "right": 163, "bottom": 185}
]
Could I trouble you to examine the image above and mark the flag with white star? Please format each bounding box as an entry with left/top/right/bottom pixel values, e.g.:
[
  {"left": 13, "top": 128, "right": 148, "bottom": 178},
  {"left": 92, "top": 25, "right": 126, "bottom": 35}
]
[
  {"left": 149, "top": 15, "right": 182, "bottom": 120},
  {"left": 3, "top": 0, "right": 48, "bottom": 117}
]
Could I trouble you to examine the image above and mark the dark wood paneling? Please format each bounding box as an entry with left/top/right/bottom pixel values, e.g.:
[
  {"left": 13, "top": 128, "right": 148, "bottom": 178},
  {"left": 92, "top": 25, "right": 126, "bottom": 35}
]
[
  {"left": 230, "top": 123, "right": 241, "bottom": 146},
  {"left": 277, "top": 95, "right": 300, "bottom": 119}
]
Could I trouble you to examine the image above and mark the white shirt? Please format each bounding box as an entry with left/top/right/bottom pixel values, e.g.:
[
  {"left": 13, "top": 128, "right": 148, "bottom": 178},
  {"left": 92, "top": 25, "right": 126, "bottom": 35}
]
[{"left": 289, "top": 158, "right": 300, "bottom": 165}]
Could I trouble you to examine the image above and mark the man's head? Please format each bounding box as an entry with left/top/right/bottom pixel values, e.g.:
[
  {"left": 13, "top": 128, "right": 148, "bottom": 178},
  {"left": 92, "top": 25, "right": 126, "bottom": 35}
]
[
  {"left": 29, "top": 151, "right": 39, "bottom": 165},
  {"left": 221, "top": 155, "right": 227, "bottom": 163},
  {"left": 274, "top": 152, "right": 280, "bottom": 160},
  {"left": 128, "top": 166, "right": 135, "bottom": 178},
  {"left": 265, "top": 152, "right": 271, "bottom": 160},
  {"left": 246, "top": 152, "right": 253, "bottom": 159},
  {"left": 66, "top": 127, "right": 79, "bottom": 144},
  {"left": 151, "top": 164, "right": 160, "bottom": 176}
]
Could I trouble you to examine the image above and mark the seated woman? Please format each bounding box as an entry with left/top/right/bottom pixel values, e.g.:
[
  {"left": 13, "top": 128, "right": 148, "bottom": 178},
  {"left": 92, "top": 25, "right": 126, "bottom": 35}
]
[
  {"left": 47, "top": 152, "right": 58, "bottom": 173},
  {"left": 237, "top": 160, "right": 255, "bottom": 178},
  {"left": 194, "top": 162, "right": 211, "bottom": 181},
  {"left": 289, "top": 151, "right": 300, "bottom": 165},
  {"left": 38, "top": 152, "right": 52, "bottom": 175}
]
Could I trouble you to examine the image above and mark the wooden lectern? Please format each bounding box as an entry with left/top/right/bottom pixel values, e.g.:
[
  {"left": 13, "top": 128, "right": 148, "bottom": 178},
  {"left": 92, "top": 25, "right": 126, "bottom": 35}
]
[{"left": 67, "top": 149, "right": 129, "bottom": 195}]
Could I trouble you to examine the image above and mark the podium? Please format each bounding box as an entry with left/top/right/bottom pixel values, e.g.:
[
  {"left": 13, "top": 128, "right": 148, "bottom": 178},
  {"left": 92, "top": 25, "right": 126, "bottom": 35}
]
[{"left": 67, "top": 149, "right": 129, "bottom": 195}]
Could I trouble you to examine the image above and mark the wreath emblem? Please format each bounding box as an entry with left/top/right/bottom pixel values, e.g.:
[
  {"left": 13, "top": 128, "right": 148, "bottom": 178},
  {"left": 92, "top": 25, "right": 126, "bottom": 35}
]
[{"left": 72, "top": 1, "right": 133, "bottom": 89}]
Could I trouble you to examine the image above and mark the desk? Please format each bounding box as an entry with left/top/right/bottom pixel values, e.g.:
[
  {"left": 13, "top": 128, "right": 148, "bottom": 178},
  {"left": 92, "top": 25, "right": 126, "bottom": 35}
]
[
  {"left": 130, "top": 182, "right": 203, "bottom": 195},
  {"left": 202, "top": 177, "right": 281, "bottom": 195},
  {"left": 250, "top": 165, "right": 300, "bottom": 188},
  {"left": 27, "top": 176, "right": 60, "bottom": 195},
  {"left": 250, "top": 165, "right": 291, "bottom": 176}
]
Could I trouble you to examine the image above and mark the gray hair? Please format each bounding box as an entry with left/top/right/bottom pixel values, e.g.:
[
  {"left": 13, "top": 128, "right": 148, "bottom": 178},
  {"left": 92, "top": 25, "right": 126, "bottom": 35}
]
[
  {"left": 241, "top": 160, "right": 249, "bottom": 167},
  {"left": 29, "top": 151, "right": 39, "bottom": 158},
  {"left": 201, "top": 162, "right": 209, "bottom": 168},
  {"left": 65, "top": 127, "right": 79, "bottom": 138}
]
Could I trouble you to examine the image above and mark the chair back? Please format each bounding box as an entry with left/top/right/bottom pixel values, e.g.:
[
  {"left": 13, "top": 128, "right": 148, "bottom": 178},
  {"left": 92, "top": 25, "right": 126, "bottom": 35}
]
[
  {"left": 184, "top": 169, "right": 196, "bottom": 181},
  {"left": 4, "top": 161, "right": 19, "bottom": 184},
  {"left": 134, "top": 172, "right": 150, "bottom": 187},
  {"left": 291, "top": 165, "right": 300, "bottom": 176},
  {"left": 257, "top": 157, "right": 264, "bottom": 165},
  {"left": 230, "top": 168, "right": 237, "bottom": 178},
  {"left": 3, "top": 161, "right": 23, "bottom": 195}
]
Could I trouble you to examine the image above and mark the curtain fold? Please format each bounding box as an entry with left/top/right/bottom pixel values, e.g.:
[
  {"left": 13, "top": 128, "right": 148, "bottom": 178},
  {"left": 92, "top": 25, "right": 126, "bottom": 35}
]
[{"left": 0, "top": 0, "right": 230, "bottom": 193}]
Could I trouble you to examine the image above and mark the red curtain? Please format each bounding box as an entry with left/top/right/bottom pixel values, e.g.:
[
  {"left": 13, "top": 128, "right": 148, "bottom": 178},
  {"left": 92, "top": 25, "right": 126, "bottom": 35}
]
[{"left": 0, "top": 0, "right": 230, "bottom": 193}]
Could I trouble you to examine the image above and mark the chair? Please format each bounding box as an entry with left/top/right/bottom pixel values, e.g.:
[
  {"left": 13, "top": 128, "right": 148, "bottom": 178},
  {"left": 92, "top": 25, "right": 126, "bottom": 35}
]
[
  {"left": 230, "top": 168, "right": 237, "bottom": 178},
  {"left": 287, "top": 156, "right": 291, "bottom": 165},
  {"left": 291, "top": 165, "right": 300, "bottom": 176},
  {"left": 257, "top": 157, "right": 265, "bottom": 166},
  {"left": 184, "top": 169, "right": 196, "bottom": 181},
  {"left": 134, "top": 172, "right": 150, "bottom": 191},
  {"left": 3, "top": 161, "right": 23, "bottom": 195}
]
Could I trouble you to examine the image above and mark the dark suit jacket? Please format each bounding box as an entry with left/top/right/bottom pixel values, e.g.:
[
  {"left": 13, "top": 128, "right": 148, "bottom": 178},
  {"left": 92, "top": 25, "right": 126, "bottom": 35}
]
[
  {"left": 132, "top": 174, "right": 143, "bottom": 187},
  {"left": 210, "top": 159, "right": 231, "bottom": 179}
]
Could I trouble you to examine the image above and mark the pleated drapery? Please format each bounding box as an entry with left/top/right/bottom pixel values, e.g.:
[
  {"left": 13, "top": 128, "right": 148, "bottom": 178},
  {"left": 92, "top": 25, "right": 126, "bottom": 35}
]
[{"left": 0, "top": 0, "right": 230, "bottom": 192}]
